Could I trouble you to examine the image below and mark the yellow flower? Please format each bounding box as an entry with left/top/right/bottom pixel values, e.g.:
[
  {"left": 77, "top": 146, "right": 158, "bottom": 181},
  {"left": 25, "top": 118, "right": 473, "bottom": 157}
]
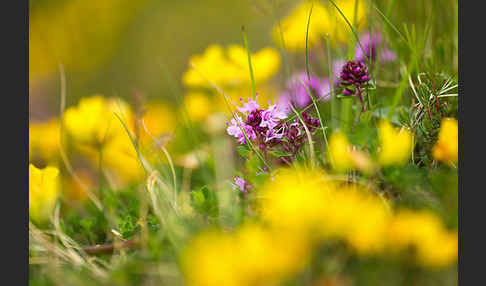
[
  {"left": 387, "top": 210, "right": 458, "bottom": 268},
  {"left": 29, "top": 164, "right": 60, "bottom": 223},
  {"left": 377, "top": 120, "right": 414, "bottom": 166},
  {"left": 432, "top": 118, "right": 458, "bottom": 165},
  {"left": 259, "top": 166, "right": 389, "bottom": 254},
  {"left": 214, "top": 87, "right": 279, "bottom": 115},
  {"left": 327, "top": 130, "right": 375, "bottom": 174},
  {"left": 29, "top": 0, "right": 148, "bottom": 83},
  {"left": 260, "top": 167, "right": 332, "bottom": 235},
  {"left": 140, "top": 102, "right": 177, "bottom": 145},
  {"left": 182, "top": 224, "right": 310, "bottom": 286},
  {"left": 274, "top": 0, "right": 367, "bottom": 51},
  {"left": 182, "top": 230, "right": 238, "bottom": 286},
  {"left": 182, "top": 92, "right": 213, "bottom": 122},
  {"left": 317, "top": 184, "right": 391, "bottom": 254},
  {"left": 181, "top": 87, "right": 280, "bottom": 126},
  {"left": 259, "top": 166, "right": 457, "bottom": 264},
  {"left": 226, "top": 45, "right": 281, "bottom": 86},
  {"left": 63, "top": 95, "right": 134, "bottom": 145},
  {"left": 182, "top": 44, "right": 280, "bottom": 89},
  {"left": 101, "top": 135, "right": 145, "bottom": 185},
  {"left": 328, "top": 131, "right": 354, "bottom": 171},
  {"left": 29, "top": 119, "right": 60, "bottom": 162}
]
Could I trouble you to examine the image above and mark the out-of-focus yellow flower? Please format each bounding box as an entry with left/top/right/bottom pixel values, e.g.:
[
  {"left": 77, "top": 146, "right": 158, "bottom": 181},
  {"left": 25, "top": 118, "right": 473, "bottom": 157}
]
[
  {"left": 182, "top": 223, "right": 310, "bottom": 286},
  {"left": 63, "top": 95, "right": 152, "bottom": 186},
  {"left": 260, "top": 167, "right": 330, "bottom": 234},
  {"left": 259, "top": 166, "right": 388, "bottom": 254},
  {"left": 274, "top": 0, "right": 367, "bottom": 51},
  {"left": 327, "top": 131, "right": 375, "bottom": 174},
  {"left": 64, "top": 95, "right": 134, "bottom": 145},
  {"left": 29, "top": 119, "right": 60, "bottom": 162},
  {"left": 29, "top": 0, "right": 148, "bottom": 84},
  {"left": 432, "top": 118, "right": 458, "bottom": 165},
  {"left": 29, "top": 164, "right": 60, "bottom": 223},
  {"left": 387, "top": 210, "right": 458, "bottom": 268},
  {"left": 215, "top": 87, "right": 279, "bottom": 115},
  {"left": 328, "top": 131, "right": 354, "bottom": 171},
  {"left": 181, "top": 87, "right": 279, "bottom": 130},
  {"left": 259, "top": 166, "right": 457, "bottom": 265},
  {"left": 140, "top": 102, "right": 177, "bottom": 144},
  {"left": 182, "top": 44, "right": 280, "bottom": 89},
  {"left": 377, "top": 120, "right": 414, "bottom": 166},
  {"left": 325, "top": 185, "right": 391, "bottom": 254},
  {"left": 102, "top": 135, "right": 145, "bottom": 185},
  {"left": 182, "top": 92, "right": 213, "bottom": 122},
  {"left": 226, "top": 45, "right": 281, "bottom": 86}
]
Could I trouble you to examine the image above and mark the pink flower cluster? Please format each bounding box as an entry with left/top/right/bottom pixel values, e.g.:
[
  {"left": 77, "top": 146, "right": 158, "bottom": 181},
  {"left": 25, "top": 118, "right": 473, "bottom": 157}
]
[
  {"left": 226, "top": 94, "right": 321, "bottom": 170},
  {"left": 226, "top": 95, "right": 287, "bottom": 145}
]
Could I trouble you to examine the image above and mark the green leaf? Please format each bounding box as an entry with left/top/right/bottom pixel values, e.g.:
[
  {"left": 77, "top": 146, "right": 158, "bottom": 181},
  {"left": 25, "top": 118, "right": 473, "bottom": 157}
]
[
  {"left": 190, "top": 186, "right": 219, "bottom": 218},
  {"left": 361, "top": 110, "right": 373, "bottom": 124},
  {"left": 117, "top": 215, "right": 140, "bottom": 239},
  {"left": 237, "top": 145, "right": 251, "bottom": 157},
  {"left": 269, "top": 151, "right": 291, "bottom": 158}
]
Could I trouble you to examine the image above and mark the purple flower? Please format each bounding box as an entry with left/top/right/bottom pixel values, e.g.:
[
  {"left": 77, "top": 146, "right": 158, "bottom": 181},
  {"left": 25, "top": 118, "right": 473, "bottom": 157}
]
[
  {"left": 260, "top": 104, "right": 287, "bottom": 130},
  {"left": 339, "top": 60, "right": 370, "bottom": 112},
  {"left": 233, "top": 176, "right": 251, "bottom": 194},
  {"left": 237, "top": 95, "right": 260, "bottom": 113},
  {"left": 277, "top": 72, "right": 331, "bottom": 110},
  {"left": 339, "top": 60, "right": 370, "bottom": 95},
  {"left": 226, "top": 115, "right": 256, "bottom": 144},
  {"left": 355, "top": 32, "right": 396, "bottom": 64},
  {"left": 245, "top": 110, "right": 263, "bottom": 128},
  {"left": 264, "top": 124, "right": 286, "bottom": 142},
  {"left": 226, "top": 97, "right": 288, "bottom": 146},
  {"left": 302, "top": 111, "right": 321, "bottom": 133},
  {"left": 276, "top": 93, "right": 292, "bottom": 115},
  {"left": 285, "top": 121, "right": 302, "bottom": 141}
]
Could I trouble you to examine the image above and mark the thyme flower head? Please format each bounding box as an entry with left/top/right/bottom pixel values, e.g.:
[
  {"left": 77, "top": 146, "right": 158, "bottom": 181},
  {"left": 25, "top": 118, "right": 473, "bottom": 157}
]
[
  {"left": 340, "top": 60, "right": 370, "bottom": 96},
  {"left": 226, "top": 96, "right": 288, "bottom": 145}
]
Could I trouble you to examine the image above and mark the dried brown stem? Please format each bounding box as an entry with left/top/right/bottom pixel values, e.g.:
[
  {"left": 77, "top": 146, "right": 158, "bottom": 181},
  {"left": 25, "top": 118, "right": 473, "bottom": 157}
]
[{"left": 82, "top": 239, "right": 138, "bottom": 255}]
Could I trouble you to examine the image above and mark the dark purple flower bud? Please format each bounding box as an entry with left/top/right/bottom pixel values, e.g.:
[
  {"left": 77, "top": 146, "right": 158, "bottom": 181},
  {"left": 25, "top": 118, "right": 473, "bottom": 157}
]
[
  {"left": 286, "top": 122, "right": 301, "bottom": 140},
  {"left": 245, "top": 110, "right": 263, "bottom": 128},
  {"left": 339, "top": 60, "right": 370, "bottom": 96}
]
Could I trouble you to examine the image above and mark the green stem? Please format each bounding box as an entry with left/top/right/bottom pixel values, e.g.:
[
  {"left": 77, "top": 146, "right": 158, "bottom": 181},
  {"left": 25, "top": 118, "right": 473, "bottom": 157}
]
[
  {"left": 326, "top": 35, "right": 337, "bottom": 129},
  {"left": 305, "top": 5, "right": 329, "bottom": 149},
  {"left": 242, "top": 26, "right": 256, "bottom": 97},
  {"left": 340, "top": 97, "right": 353, "bottom": 133}
]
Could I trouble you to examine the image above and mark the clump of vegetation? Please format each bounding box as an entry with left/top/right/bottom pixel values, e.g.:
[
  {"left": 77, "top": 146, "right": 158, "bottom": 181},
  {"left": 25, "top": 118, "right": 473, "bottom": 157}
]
[{"left": 29, "top": 0, "right": 458, "bottom": 285}]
